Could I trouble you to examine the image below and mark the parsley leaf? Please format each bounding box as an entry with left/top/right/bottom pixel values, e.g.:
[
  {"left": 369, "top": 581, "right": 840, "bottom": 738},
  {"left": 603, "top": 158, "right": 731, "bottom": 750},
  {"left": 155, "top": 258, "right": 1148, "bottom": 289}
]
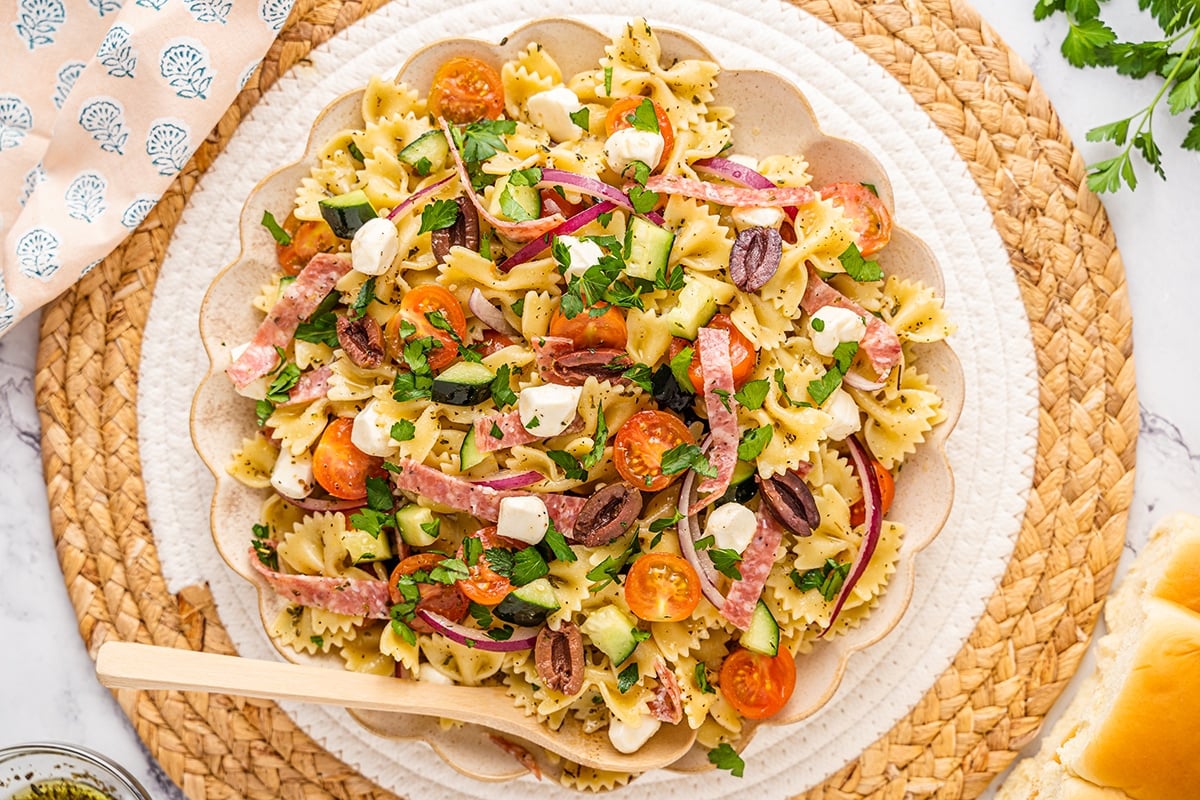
[
  {"left": 603, "top": 66, "right": 613, "bottom": 97},
  {"left": 654, "top": 262, "right": 685, "bottom": 292},
  {"left": 627, "top": 160, "right": 651, "bottom": 186},
  {"left": 790, "top": 559, "right": 852, "bottom": 602},
  {"left": 261, "top": 210, "right": 291, "bottom": 245},
  {"left": 457, "top": 119, "right": 517, "bottom": 163},
  {"left": 838, "top": 242, "right": 884, "bottom": 282},
  {"left": 649, "top": 507, "right": 683, "bottom": 534},
  {"left": 429, "top": 557, "right": 469, "bottom": 585},
  {"left": 569, "top": 106, "right": 590, "bottom": 131},
  {"left": 484, "top": 548, "right": 515, "bottom": 578},
  {"left": 487, "top": 625, "right": 515, "bottom": 641},
  {"left": 617, "top": 662, "right": 639, "bottom": 693},
  {"left": 255, "top": 399, "right": 275, "bottom": 427},
  {"left": 694, "top": 663, "right": 715, "bottom": 694},
  {"left": 469, "top": 601, "right": 493, "bottom": 628},
  {"left": 668, "top": 345, "right": 695, "bottom": 394},
  {"left": 350, "top": 277, "right": 376, "bottom": 319},
  {"left": 510, "top": 297, "right": 526, "bottom": 317},
  {"left": 628, "top": 98, "right": 660, "bottom": 132},
  {"left": 265, "top": 361, "right": 301, "bottom": 404},
  {"left": 708, "top": 743, "right": 745, "bottom": 778},
  {"left": 463, "top": 537, "right": 483, "bottom": 567},
  {"left": 628, "top": 185, "right": 659, "bottom": 214},
  {"left": 542, "top": 521, "right": 578, "bottom": 563},
  {"left": 581, "top": 403, "right": 608, "bottom": 469},
  {"left": 390, "top": 419, "right": 416, "bottom": 442},
  {"left": 418, "top": 198, "right": 460, "bottom": 235},
  {"left": 660, "top": 443, "right": 717, "bottom": 478},
  {"left": 251, "top": 523, "right": 277, "bottom": 570},
  {"left": 734, "top": 379, "right": 769, "bottom": 410},
  {"left": 511, "top": 547, "right": 549, "bottom": 586},
  {"left": 806, "top": 368, "right": 843, "bottom": 406},
  {"left": 622, "top": 362, "right": 654, "bottom": 392},
  {"left": 490, "top": 364, "right": 517, "bottom": 408},
  {"left": 737, "top": 426, "right": 773, "bottom": 461},
  {"left": 708, "top": 548, "right": 743, "bottom": 580},
  {"left": 365, "top": 476, "right": 392, "bottom": 512},
  {"left": 500, "top": 181, "right": 538, "bottom": 222},
  {"left": 548, "top": 449, "right": 588, "bottom": 482},
  {"left": 294, "top": 289, "right": 341, "bottom": 347},
  {"left": 811, "top": 317, "right": 826, "bottom": 332}
]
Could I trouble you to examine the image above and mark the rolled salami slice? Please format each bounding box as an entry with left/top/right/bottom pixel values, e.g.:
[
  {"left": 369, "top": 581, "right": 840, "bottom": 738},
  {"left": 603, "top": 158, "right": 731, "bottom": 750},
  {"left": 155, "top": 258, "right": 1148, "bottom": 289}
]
[
  {"left": 645, "top": 174, "right": 817, "bottom": 208},
  {"left": 248, "top": 548, "right": 391, "bottom": 619},
  {"left": 719, "top": 508, "right": 785, "bottom": 630},
  {"left": 473, "top": 409, "right": 584, "bottom": 452},
  {"left": 689, "top": 326, "right": 739, "bottom": 513},
  {"left": 279, "top": 365, "right": 332, "bottom": 407}
]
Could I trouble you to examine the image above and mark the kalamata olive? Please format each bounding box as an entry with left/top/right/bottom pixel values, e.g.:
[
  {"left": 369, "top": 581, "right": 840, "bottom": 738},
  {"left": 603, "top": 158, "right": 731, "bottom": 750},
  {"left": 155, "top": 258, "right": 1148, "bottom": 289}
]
[
  {"left": 430, "top": 195, "right": 480, "bottom": 264},
  {"left": 757, "top": 470, "right": 820, "bottom": 536},
  {"left": 534, "top": 621, "right": 585, "bottom": 696},
  {"left": 729, "top": 226, "right": 783, "bottom": 292},
  {"left": 335, "top": 313, "right": 384, "bottom": 368},
  {"left": 547, "top": 348, "right": 632, "bottom": 386},
  {"left": 573, "top": 482, "right": 643, "bottom": 546}
]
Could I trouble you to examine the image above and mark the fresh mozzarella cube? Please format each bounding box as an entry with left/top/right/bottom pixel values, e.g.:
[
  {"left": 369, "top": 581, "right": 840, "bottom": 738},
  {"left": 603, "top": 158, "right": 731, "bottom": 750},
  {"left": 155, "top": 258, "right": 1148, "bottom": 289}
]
[
  {"left": 608, "top": 716, "right": 662, "bottom": 754},
  {"left": 527, "top": 86, "right": 585, "bottom": 142},
  {"left": 230, "top": 342, "right": 271, "bottom": 401},
  {"left": 822, "top": 387, "right": 862, "bottom": 441},
  {"left": 808, "top": 306, "right": 867, "bottom": 357},
  {"left": 704, "top": 502, "right": 757, "bottom": 554},
  {"left": 497, "top": 495, "right": 550, "bottom": 545},
  {"left": 270, "top": 448, "right": 315, "bottom": 500},
  {"left": 350, "top": 217, "right": 399, "bottom": 276},
  {"left": 725, "top": 153, "right": 760, "bottom": 171},
  {"left": 555, "top": 235, "right": 605, "bottom": 280},
  {"left": 417, "top": 662, "right": 455, "bottom": 684},
  {"left": 730, "top": 205, "right": 785, "bottom": 231},
  {"left": 351, "top": 399, "right": 399, "bottom": 457},
  {"left": 518, "top": 383, "right": 583, "bottom": 436},
  {"left": 604, "top": 128, "right": 665, "bottom": 176}
]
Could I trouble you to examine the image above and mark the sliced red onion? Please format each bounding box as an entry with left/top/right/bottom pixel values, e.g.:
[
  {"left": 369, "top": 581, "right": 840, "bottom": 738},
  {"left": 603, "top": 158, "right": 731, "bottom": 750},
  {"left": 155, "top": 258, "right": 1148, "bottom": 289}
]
[
  {"left": 500, "top": 201, "right": 616, "bottom": 271},
  {"left": 676, "top": 467, "right": 726, "bottom": 609},
  {"left": 538, "top": 168, "right": 637, "bottom": 211},
  {"left": 471, "top": 470, "right": 544, "bottom": 491},
  {"left": 692, "top": 157, "right": 798, "bottom": 222},
  {"left": 467, "top": 288, "right": 519, "bottom": 336},
  {"left": 416, "top": 608, "right": 539, "bottom": 652},
  {"left": 841, "top": 369, "right": 889, "bottom": 392},
  {"left": 823, "top": 435, "right": 884, "bottom": 634},
  {"left": 386, "top": 176, "right": 454, "bottom": 221},
  {"left": 275, "top": 490, "right": 365, "bottom": 513}
]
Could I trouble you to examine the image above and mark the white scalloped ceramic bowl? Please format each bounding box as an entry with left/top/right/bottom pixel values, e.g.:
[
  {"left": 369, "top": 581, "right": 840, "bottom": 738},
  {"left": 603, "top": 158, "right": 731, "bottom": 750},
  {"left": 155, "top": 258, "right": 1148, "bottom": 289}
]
[{"left": 192, "top": 17, "right": 963, "bottom": 783}]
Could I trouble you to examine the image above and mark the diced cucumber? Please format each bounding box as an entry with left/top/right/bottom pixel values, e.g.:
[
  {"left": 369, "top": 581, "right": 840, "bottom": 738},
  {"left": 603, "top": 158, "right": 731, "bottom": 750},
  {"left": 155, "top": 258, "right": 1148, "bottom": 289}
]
[
  {"left": 318, "top": 189, "right": 377, "bottom": 239},
  {"left": 494, "top": 578, "right": 560, "bottom": 626},
  {"left": 398, "top": 130, "right": 449, "bottom": 175},
  {"left": 432, "top": 361, "right": 495, "bottom": 406},
  {"left": 396, "top": 504, "right": 440, "bottom": 547},
  {"left": 488, "top": 175, "right": 542, "bottom": 222},
  {"left": 580, "top": 605, "right": 641, "bottom": 665},
  {"left": 664, "top": 278, "right": 718, "bottom": 340},
  {"left": 740, "top": 600, "right": 780, "bottom": 656},
  {"left": 624, "top": 216, "right": 675, "bottom": 282},
  {"left": 340, "top": 525, "right": 393, "bottom": 564},
  {"left": 718, "top": 461, "right": 759, "bottom": 506},
  {"left": 460, "top": 425, "right": 486, "bottom": 470}
]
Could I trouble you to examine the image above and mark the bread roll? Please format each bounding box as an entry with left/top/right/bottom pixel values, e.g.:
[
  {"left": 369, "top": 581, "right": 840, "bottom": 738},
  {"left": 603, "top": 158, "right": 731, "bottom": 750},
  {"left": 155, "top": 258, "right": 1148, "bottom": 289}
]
[{"left": 995, "top": 512, "right": 1200, "bottom": 800}]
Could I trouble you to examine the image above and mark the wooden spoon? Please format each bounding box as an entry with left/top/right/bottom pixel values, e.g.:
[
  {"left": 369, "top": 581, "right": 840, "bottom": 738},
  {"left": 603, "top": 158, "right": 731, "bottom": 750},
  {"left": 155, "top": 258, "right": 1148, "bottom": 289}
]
[{"left": 95, "top": 641, "right": 697, "bottom": 772}]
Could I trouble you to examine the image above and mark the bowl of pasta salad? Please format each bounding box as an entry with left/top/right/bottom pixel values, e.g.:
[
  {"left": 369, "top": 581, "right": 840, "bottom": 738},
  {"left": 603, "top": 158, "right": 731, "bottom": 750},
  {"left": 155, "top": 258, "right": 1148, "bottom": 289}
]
[{"left": 193, "top": 16, "right": 962, "bottom": 787}]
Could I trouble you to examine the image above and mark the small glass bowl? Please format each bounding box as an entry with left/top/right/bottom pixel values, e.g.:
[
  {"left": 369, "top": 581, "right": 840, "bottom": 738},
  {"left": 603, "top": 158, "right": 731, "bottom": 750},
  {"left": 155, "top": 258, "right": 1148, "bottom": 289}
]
[{"left": 0, "top": 743, "right": 152, "bottom": 800}]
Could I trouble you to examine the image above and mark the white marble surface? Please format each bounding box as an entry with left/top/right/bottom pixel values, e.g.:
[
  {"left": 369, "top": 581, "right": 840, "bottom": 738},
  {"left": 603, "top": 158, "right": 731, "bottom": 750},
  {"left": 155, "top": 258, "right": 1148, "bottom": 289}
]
[{"left": 0, "top": 2, "right": 1197, "bottom": 797}]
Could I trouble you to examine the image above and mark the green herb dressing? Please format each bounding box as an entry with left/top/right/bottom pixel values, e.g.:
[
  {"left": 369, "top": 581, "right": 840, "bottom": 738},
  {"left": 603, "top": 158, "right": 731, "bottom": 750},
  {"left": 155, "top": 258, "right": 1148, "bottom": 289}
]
[{"left": 10, "top": 779, "right": 115, "bottom": 800}]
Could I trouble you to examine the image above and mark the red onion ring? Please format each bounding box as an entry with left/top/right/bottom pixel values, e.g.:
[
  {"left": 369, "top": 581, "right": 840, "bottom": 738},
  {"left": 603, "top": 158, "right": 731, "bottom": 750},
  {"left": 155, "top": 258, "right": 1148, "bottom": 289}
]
[
  {"left": 823, "top": 435, "right": 884, "bottom": 634},
  {"left": 386, "top": 176, "right": 453, "bottom": 221},
  {"left": 676, "top": 467, "right": 726, "bottom": 609},
  {"left": 471, "top": 470, "right": 544, "bottom": 491},
  {"left": 692, "top": 156, "right": 799, "bottom": 222},
  {"left": 538, "top": 168, "right": 638, "bottom": 211},
  {"left": 415, "top": 608, "right": 539, "bottom": 652},
  {"left": 274, "top": 489, "right": 365, "bottom": 513},
  {"left": 499, "top": 200, "right": 616, "bottom": 270},
  {"left": 841, "top": 369, "right": 889, "bottom": 392},
  {"left": 467, "top": 288, "right": 519, "bottom": 335}
]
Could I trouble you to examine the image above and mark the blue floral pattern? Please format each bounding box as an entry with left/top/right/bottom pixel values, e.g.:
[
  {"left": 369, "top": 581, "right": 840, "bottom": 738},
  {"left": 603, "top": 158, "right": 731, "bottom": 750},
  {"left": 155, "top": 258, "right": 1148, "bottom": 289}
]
[
  {"left": 238, "top": 60, "right": 261, "bottom": 91},
  {"left": 259, "top": 0, "right": 294, "bottom": 33},
  {"left": 187, "top": 0, "right": 233, "bottom": 24},
  {"left": 160, "top": 40, "right": 215, "bottom": 100},
  {"left": 136, "top": 0, "right": 168, "bottom": 8},
  {"left": 89, "top": 0, "right": 120, "bottom": 18},
  {"left": 0, "top": 278, "right": 20, "bottom": 336},
  {"left": 145, "top": 119, "right": 190, "bottom": 176},
  {"left": 20, "top": 163, "right": 47, "bottom": 208},
  {"left": 53, "top": 61, "right": 86, "bottom": 109},
  {"left": 65, "top": 172, "right": 108, "bottom": 222},
  {"left": 14, "top": 0, "right": 65, "bottom": 50},
  {"left": 120, "top": 196, "right": 158, "bottom": 229},
  {"left": 0, "top": 95, "right": 34, "bottom": 151},
  {"left": 78, "top": 97, "right": 129, "bottom": 154},
  {"left": 16, "top": 228, "right": 62, "bottom": 281},
  {"left": 97, "top": 24, "right": 138, "bottom": 78}
]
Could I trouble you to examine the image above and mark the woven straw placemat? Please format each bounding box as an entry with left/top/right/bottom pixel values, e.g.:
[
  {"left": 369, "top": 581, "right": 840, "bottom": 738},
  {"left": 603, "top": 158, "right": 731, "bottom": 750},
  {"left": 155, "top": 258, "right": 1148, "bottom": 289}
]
[{"left": 33, "top": 0, "right": 1136, "bottom": 797}]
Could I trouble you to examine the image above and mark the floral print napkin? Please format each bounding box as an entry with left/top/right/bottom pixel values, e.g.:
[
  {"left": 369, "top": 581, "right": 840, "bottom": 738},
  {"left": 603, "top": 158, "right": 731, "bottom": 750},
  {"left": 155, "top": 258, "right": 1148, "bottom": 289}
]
[{"left": 0, "top": 0, "right": 298, "bottom": 336}]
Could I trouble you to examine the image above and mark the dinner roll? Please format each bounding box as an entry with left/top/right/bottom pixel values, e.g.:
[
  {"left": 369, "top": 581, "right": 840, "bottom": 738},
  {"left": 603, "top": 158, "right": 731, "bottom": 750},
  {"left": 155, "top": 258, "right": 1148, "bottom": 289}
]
[{"left": 995, "top": 512, "right": 1200, "bottom": 800}]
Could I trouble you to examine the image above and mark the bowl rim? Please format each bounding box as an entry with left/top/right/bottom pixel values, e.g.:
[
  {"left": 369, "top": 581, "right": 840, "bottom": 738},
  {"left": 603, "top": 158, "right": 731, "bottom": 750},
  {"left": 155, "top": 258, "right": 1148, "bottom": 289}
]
[{"left": 0, "top": 741, "right": 153, "bottom": 799}]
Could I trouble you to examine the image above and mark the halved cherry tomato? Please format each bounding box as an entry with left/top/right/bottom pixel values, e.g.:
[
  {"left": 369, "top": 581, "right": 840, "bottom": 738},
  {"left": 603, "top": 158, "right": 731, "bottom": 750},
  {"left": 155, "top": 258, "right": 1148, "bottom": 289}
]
[
  {"left": 849, "top": 458, "right": 895, "bottom": 527},
  {"left": 613, "top": 410, "right": 695, "bottom": 492},
  {"left": 457, "top": 526, "right": 515, "bottom": 605},
  {"left": 605, "top": 96, "right": 674, "bottom": 173},
  {"left": 389, "top": 553, "right": 471, "bottom": 631},
  {"left": 428, "top": 57, "right": 505, "bottom": 124},
  {"left": 474, "top": 330, "right": 518, "bottom": 357},
  {"left": 311, "top": 418, "right": 384, "bottom": 500},
  {"left": 819, "top": 182, "right": 893, "bottom": 257},
  {"left": 390, "top": 284, "right": 469, "bottom": 371},
  {"left": 539, "top": 187, "right": 587, "bottom": 219},
  {"left": 549, "top": 303, "right": 627, "bottom": 350},
  {"left": 276, "top": 218, "right": 339, "bottom": 275},
  {"left": 667, "top": 314, "right": 757, "bottom": 393},
  {"left": 718, "top": 647, "right": 797, "bottom": 720},
  {"left": 624, "top": 553, "right": 701, "bottom": 622}
]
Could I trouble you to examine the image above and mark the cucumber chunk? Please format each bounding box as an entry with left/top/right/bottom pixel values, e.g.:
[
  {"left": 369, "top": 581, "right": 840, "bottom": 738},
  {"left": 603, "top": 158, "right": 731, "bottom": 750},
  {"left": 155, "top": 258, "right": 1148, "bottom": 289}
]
[
  {"left": 624, "top": 216, "right": 675, "bottom": 282},
  {"left": 340, "top": 526, "right": 393, "bottom": 564},
  {"left": 664, "top": 278, "right": 718, "bottom": 340},
  {"left": 398, "top": 130, "right": 449, "bottom": 175},
  {"left": 718, "top": 461, "right": 759, "bottom": 506},
  {"left": 740, "top": 600, "right": 780, "bottom": 656},
  {"left": 580, "top": 604, "right": 641, "bottom": 665},
  {"left": 460, "top": 425, "right": 486, "bottom": 470},
  {"left": 396, "top": 504, "right": 440, "bottom": 547},
  {"left": 318, "top": 189, "right": 377, "bottom": 239},
  {"left": 488, "top": 175, "right": 542, "bottom": 222},
  {"left": 432, "top": 361, "right": 495, "bottom": 406},
  {"left": 494, "top": 578, "right": 560, "bottom": 626}
]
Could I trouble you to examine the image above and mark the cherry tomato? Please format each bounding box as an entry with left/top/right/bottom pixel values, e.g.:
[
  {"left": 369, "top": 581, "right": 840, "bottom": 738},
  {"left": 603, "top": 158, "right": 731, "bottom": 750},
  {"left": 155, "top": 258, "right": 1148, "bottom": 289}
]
[
  {"left": 457, "top": 526, "right": 516, "bottom": 605},
  {"left": 549, "top": 303, "right": 627, "bottom": 350},
  {"left": 718, "top": 647, "right": 797, "bottom": 720},
  {"left": 849, "top": 458, "right": 895, "bottom": 527},
  {"left": 428, "top": 57, "right": 505, "bottom": 124},
  {"left": 624, "top": 553, "right": 701, "bottom": 622},
  {"left": 667, "top": 314, "right": 757, "bottom": 393},
  {"left": 819, "top": 182, "right": 893, "bottom": 257},
  {"left": 389, "top": 553, "right": 471, "bottom": 632},
  {"left": 605, "top": 96, "right": 674, "bottom": 173},
  {"left": 539, "top": 187, "right": 587, "bottom": 219},
  {"left": 311, "top": 418, "right": 384, "bottom": 500},
  {"left": 613, "top": 410, "right": 695, "bottom": 492},
  {"left": 276, "top": 218, "right": 339, "bottom": 275},
  {"left": 474, "top": 330, "right": 518, "bottom": 357},
  {"left": 390, "top": 284, "right": 469, "bottom": 371}
]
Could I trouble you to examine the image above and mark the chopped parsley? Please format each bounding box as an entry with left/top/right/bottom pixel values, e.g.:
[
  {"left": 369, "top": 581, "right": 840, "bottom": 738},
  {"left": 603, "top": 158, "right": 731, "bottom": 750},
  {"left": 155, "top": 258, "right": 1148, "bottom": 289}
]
[
  {"left": 251, "top": 523, "right": 276, "bottom": 570},
  {"left": 418, "top": 198, "right": 460, "bottom": 235},
  {"left": 580, "top": 403, "right": 608, "bottom": 470},
  {"left": 548, "top": 449, "right": 588, "bottom": 482},
  {"left": 811, "top": 317, "right": 826, "bottom": 332},
  {"left": 617, "top": 662, "right": 639, "bottom": 693},
  {"left": 485, "top": 546, "right": 549, "bottom": 586},
  {"left": 668, "top": 345, "right": 695, "bottom": 394},
  {"left": 708, "top": 548, "right": 744, "bottom": 581},
  {"left": 622, "top": 362, "right": 654, "bottom": 392},
  {"left": 708, "top": 743, "right": 745, "bottom": 777},
  {"left": 737, "top": 426, "right": 773, "bottom": 461},
  {"left": 510, "top": 297, "right": 526, "bottom": 317},
  {"left": 790, "top": 559, "right": 852, "bottom": 602},
  {"left": 628, "top": 98, "right": 660, "bottom": 132},
  {"left": 733, "top": 379, "right": 770, "bottom": 410},
  {"left": 390, "top": 419, "right": 416, "bottom": 442},
  {"left": 349, "top": 277, "right": 376, "bottom": 319},
  {"left": 660, "top": 443, "right": 717, "bottom": 478},
  {"left": 294, "top": 289, "right": 341, "bottom": 347},
  {"left": 569, "top": 106, "right": 590, "bottom": 131},
  {"left": 490, "top": 364, "right": 518, "bottom": 408},
  {"left": 260, "top": 210, "right": 291, "bottom": 245},
  {"left": 541, "top": 521, "right": 578, "bottom": 563},
  {"left": 694, "top": 663, "right": 715, "bottom": 694},
  {"left": 463, "top": 537, "right": 483, "bottom": 567},
  {"left": 649, "top": 508, "right": 684, "bottom": 534},
  {"left": 603, "top": 66, "right": 614, "bottom": 96},
  {"left": 806, "top": 341, "right": 859, "bottom": 406},
  {"left": 838, "top": 242, "right": 884, "bottom": 282},
  {"left": 628, "top": 185, "right": 659, "bottom": 214}
]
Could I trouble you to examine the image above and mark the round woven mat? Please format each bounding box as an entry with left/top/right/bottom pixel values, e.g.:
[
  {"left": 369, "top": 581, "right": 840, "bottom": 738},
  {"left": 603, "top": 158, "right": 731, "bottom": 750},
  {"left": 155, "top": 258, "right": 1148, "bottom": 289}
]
[{"left": 33, "top": 0, "right": 1136, "bottom": 797}]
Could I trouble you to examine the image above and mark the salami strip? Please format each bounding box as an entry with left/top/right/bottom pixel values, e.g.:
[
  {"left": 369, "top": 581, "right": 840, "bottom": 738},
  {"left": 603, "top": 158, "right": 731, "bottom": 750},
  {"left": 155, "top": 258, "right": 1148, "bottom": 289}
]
[
  {"left": 248, "top": 548, "right": 391, "bottom": 619},
  {"left": 647, "top": 656, "right": 684, "bottom": 724},
  {"left": 226, "top": 252, "right": 352, "bottom": 389},
  {"left": 644, "top": 174, "right": 817, "bottom": 208},
  {"left": 473, "top": 409, "right": 584, "bottom": 452},
  {"left": 279, "top": 365, "right": 332, "bottom": 407},
  {"left": 720, "top": 508, "right": 785, "bottom": 630},
  {"left": 530, "top": 336, "right": 630, "bottom": 386},
  {"left": 389, "top": 458, "right": 585, "bottom": 535},
  {"left": 800, "top": 264, "right": 902, "bottom": 377},
  {"left": 439, "top": 118, "right": 565, "bottom": 243},
  {"left": 690, "top": 326, "right": 739, "bottom": 513}
]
